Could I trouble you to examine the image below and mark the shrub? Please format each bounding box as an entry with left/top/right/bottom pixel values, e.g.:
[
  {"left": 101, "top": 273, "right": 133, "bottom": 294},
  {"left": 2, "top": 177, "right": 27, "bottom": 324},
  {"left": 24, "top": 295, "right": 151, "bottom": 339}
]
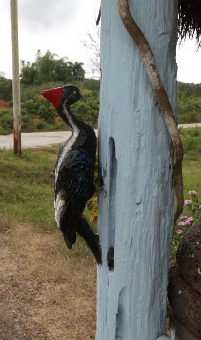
[
  {"left": 21, "top": 112, "right": 32, "bottom": 131},
  {"left": 0, "top": 84, "right": 100, "bottom": 134},
  {"left": 0, "top": 109, "right": 11, "bottom": 118},
  {"left": 20, "top": 81, "right": 65, "bottom": 102},
  {"left": 0, "top": 109, "right": 13, "bottom": 130},
  {"left": 177, "top": 95, "right": 201, "bottom": 124},
  {"left": 171, "top": 191, "right": 201, "bottom": 260},
  {"left": 180, "top": 128, "right": 201, "bottom": 155},
  {"left": 21, "top": 94, "right": 56, "bottom": 123},
  {"left": 32, "top": 120, "right": 50, "bottom": 130},
  {"left": 0, "top": 76, "right": 12, "bottom": 101},
  {"left": 73, "top": 90, "right": 99, "bottom": 127}
]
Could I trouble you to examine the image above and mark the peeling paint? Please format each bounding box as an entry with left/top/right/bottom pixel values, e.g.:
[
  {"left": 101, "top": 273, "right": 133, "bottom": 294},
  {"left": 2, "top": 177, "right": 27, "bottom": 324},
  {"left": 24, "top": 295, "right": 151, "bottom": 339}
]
[{"left": 96, "top": 0, "right": 177, "bottom": 338}]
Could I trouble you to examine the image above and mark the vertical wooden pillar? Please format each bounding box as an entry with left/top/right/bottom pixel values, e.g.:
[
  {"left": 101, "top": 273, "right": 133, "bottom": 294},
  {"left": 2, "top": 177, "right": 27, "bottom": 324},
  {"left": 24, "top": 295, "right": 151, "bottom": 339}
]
[
  {"left": 10, "top": 0, "right": 21, "bottom": 156},
  {"left": 97, "top": 0, "right": 178, "bottom": 339}
]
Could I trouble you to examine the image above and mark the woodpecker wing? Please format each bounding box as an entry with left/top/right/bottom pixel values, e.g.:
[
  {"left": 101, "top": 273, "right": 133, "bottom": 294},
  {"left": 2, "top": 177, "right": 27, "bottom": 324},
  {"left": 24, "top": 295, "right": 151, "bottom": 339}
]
[
  {"left": 55, "top": 149, "right": 95, "bottom": 199},
  {"left": 54, "top": 149, "right": 95, "bottom": 233}
]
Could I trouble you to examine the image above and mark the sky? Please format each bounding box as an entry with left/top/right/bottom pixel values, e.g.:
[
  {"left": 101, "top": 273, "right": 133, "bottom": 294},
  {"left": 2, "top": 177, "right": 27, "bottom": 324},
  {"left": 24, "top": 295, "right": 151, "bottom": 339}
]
[
  {"left": 1, "top": 0, "right": 201, "bottom": 83},
  {"left": 1, "top": 0, "right": 100, "bottom": 78}
]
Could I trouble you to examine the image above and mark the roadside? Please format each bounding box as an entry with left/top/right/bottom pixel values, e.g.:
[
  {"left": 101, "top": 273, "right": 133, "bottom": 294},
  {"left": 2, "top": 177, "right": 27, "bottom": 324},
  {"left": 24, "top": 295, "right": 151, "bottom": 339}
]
[
  {"left": 0, "top": 125, "right": 200, "bottom": 149},
  {"left": 0, "top": 223, "right": 96, "bottom": 340}
]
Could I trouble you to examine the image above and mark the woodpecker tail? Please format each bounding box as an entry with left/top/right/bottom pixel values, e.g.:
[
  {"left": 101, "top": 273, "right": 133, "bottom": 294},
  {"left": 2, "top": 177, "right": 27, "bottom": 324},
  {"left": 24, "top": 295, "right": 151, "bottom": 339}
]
[
  {"left": 76, "top": 216, "right": 102, "bottom": 264},
  {"left": 63, "top": 231, "right": 76, "bottom": 250}
]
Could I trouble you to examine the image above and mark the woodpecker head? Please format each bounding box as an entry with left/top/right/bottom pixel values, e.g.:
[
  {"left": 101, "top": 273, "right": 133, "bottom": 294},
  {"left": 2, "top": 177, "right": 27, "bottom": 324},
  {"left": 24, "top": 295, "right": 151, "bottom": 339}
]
[{"left": 41, "top": 85, "right": 81, "bottom": 109}]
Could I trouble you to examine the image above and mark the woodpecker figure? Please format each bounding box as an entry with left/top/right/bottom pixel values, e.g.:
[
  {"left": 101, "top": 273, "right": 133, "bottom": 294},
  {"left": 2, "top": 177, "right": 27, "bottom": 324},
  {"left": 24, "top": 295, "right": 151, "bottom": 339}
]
[{"left": 41, "top": 85, "right": 101, "bottom": 264}]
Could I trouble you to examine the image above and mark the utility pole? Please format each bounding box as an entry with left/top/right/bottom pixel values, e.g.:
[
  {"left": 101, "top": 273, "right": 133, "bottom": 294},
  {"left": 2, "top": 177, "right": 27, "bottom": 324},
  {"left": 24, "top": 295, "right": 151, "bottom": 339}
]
[
  {"left": 97, "top": 0, "right": 177, "bottom": 339},
  {"left": 10, "top": 0, "right": 21, "bottom": 156}
]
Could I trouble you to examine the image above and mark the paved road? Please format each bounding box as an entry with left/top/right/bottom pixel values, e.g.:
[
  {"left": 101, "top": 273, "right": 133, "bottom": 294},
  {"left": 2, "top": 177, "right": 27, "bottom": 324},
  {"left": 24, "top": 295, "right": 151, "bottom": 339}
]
[
  {"left": 179, "top": 123, "right": 201, "bottom": 129},
  {"left": 0, "top": 131, "right": 73, "bottom": 150},
  {"left": 0, "top": 124, "right": 200, "bottom": 150},
  {"left": 0, "top": 130, "right": 98, "bottom": 150}
]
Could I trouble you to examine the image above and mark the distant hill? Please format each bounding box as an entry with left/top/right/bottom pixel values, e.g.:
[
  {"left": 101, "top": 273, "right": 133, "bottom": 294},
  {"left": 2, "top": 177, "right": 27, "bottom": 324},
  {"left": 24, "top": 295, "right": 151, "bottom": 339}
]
[{"left": 177, "top": 81, "right": 201, "bottom": 98}]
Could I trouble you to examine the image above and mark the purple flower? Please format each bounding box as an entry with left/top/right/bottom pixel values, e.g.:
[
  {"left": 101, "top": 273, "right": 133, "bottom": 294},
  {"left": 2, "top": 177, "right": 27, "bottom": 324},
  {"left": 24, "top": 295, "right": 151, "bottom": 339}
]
[
  {"left": 178, "top": 222, "right": 185, "bottom": 226},
  {"left": 185, "top": 200, "right": 192, "bottom": 206},
  {"left": 177, "top": 230, "right": 183, "bottom": 235},
  {"left": 180, "top": 215, "right": 187, "bottom": 220},
  {"left": 188, "top": 190, "right": 197, "bottom": 195},
  {"left": 187, "top": 217, "right": 194, "bottom": 222},
  {"left": 184, "top": 220, "right": 191, "bottom": 226}
]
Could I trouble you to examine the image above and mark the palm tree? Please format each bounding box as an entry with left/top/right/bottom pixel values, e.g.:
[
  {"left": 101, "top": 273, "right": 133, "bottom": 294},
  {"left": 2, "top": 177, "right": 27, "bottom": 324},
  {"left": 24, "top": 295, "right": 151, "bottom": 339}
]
[{"left": 68, "top": 62, "right": 85, "bottom": 82}]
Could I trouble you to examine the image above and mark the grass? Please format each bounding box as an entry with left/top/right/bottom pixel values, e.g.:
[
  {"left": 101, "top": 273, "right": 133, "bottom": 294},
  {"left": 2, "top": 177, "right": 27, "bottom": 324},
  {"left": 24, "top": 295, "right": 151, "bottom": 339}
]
[
  {"left": 169, "top": 128, "right": 201, "bottom": 260},
  {"left": 0, "top": 145, "right": 97, "bottom": 339},
  {"left": 183, "top": 159, "right": 201, "bottom": 193},
  {"left": 180, "top": 128, "right": 201, "bottom": 216},
  {"left": 0, "top": 147, "right": 56, "bottom": 229},
  {"left": 170, "top": 154, "right": 201, "bottom": 260},
  {"left": 0, "top": 128, "right": 200, "bottom": 257},
  {"left": 0, "top": 128, "right": 200, "bottom": 338},
  {"left": 0, "top": 145, "right": 96, "bottom": 262},
  {"left": 0, "top": 128, "right": 200, "bottom": 234}
]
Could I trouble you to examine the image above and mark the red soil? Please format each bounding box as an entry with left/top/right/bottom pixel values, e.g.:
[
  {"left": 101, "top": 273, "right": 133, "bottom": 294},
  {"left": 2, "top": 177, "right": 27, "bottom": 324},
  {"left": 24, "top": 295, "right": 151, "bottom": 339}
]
[{"left": 0, "top": 100, "right": 11, "bottom": 111}]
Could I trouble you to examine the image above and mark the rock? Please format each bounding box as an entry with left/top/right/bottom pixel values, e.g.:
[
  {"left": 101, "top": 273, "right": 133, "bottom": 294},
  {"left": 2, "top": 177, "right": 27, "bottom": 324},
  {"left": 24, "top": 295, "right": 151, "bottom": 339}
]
[
  {"left": 168, "top": 261, "right": 201, "bottom": 339},
  {"left": 172, "top": 316, "right": 200, "bottom": 340},
  {"left": 176, "top": 223, "right": 201, "bottom": 293}
]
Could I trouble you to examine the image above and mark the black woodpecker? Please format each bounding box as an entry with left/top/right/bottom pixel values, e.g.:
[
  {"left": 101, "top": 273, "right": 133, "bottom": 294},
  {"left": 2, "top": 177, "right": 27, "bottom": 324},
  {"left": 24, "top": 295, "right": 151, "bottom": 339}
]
[{"left": 41, "top": 85, "right": 101, "bottom": 264}]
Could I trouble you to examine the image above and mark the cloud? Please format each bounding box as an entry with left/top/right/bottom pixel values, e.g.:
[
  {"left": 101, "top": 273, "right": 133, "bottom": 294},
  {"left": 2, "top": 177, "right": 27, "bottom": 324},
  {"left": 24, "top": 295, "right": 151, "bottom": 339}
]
[{"left": 18, "top": 0, "right": 82, "bottom": 31}]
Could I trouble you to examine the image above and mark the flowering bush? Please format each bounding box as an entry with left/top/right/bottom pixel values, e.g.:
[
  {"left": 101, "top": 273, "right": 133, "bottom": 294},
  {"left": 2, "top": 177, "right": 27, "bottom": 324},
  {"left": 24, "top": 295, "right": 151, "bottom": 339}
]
[
  {"left": 185, "top": 190, "right": 201, "bottom": 222},
  {"left": 171, "top": 190, "right": 201, "bottom": 260}
]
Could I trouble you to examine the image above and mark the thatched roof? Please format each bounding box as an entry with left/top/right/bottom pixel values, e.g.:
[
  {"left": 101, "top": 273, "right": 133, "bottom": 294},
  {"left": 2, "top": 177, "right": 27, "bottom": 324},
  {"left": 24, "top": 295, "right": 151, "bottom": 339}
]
[{"left": 178, "top": 0, "right": 201, "bottom": 47}]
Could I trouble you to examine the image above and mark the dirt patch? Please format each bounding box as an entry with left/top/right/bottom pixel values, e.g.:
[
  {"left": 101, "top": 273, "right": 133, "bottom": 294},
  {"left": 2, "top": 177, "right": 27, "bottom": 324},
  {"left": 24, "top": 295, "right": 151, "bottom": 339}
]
[
  {"left": 0, "top": 100, "right": 11, "bottom": 111},
  {"left": 0, "top": 225, "right": 96, "bottom": 340}
]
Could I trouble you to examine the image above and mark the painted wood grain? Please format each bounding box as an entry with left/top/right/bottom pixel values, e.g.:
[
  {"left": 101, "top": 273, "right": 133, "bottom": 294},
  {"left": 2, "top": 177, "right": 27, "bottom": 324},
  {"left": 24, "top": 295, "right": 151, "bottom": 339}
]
[{"left": 97, "top": 0, "right": 178, "bottom": 339}]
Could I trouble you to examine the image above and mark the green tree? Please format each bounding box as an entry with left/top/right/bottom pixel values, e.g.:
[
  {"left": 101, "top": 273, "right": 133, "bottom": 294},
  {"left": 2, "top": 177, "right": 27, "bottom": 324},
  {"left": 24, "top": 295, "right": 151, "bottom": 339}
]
[
  {"left": 177, "top": 81, "right": 201, "bottom": 99},
  {"left": 34, "top": 50, "right": 58, "bottom": 84},
  {"left": 83, "top": 78, "right": 100, "bottom": 91},
  {"left": 68, "top": 61, "right": 85, "bottom": 81},
  {"left": 54, "top": 58, "right": 72, "bottom": 82},
  {"left": 20, "top": 61, "right": 37, "bottom": 85},
  {"left": 177, "top": 82, "right": 201, "bottom": 123},
  {"left": 0, "top": 74, "right": 12, "bottom": 101},
  {"left": 20, "top": 50, "right": 84, "bottom": 86}
]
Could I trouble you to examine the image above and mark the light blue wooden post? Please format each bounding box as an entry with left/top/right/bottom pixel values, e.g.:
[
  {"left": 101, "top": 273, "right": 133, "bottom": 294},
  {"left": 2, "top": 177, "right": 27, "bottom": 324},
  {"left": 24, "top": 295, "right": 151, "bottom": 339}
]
[{"left": 97, "top": 0, "right": 178, "bottom": 339}]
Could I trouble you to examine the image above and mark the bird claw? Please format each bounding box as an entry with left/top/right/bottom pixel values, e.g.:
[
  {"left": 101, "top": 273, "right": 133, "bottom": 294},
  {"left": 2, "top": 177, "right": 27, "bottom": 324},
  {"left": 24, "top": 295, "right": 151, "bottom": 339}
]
[{"left": 97, "top": 185, "right": 107, "bottom": 197}]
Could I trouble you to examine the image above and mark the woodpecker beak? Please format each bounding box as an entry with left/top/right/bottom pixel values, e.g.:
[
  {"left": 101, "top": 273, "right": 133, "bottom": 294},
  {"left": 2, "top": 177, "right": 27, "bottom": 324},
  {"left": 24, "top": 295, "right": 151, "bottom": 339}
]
[{"left": 41, "top": 87, "right": 63, "bottom": 109}]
